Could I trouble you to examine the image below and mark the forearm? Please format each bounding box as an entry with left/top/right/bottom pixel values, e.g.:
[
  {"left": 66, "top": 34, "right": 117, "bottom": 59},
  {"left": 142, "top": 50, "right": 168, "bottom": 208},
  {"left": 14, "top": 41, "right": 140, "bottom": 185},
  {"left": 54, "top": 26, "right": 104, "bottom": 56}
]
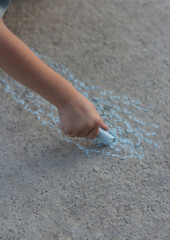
[{"left": 0, "top": 21, "right": 77, "bottom": 108}]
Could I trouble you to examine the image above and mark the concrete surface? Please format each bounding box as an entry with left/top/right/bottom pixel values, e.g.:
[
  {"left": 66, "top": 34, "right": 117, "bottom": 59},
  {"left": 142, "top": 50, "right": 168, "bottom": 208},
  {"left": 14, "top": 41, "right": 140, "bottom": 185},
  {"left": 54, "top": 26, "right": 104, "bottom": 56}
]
[{"left": 0, "top": 0, "right": 169, "bottom": 239}]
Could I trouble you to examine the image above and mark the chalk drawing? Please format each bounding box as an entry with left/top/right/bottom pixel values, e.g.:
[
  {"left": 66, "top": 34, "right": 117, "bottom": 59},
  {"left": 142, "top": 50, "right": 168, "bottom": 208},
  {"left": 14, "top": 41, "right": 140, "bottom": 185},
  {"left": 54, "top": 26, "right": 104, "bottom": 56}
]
[{"left": 0, "top": 49, "right": 160, "bottom": 160}]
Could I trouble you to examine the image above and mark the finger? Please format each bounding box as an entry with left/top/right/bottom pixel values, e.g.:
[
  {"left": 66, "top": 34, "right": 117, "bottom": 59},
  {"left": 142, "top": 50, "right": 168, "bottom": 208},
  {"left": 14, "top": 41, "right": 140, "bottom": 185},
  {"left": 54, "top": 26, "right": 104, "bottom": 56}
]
[
  {"left": 81, "top": 122, "right": 97, "bottom": 139},
  {"left": 86, "top": 125, "right": 99, "bottom": 140},
  {"left": 77, "top": 128, "right": 93, "bottom": 138},
  {"left": 99, "top": 118, "right": 109, "bottom": 131},
  {"left": 64, "top": 130, "right": 73, "bottom": 136},
  {"left": 71, "top": 126, "right": 94, "bottom": 138},
  {"left": 60, "top": 127, "right": 73, "bottom": 136},
  {"left": 69, "top": 130, "right": 80, "bottom": 138},
  {"left": 76, "top": 130, "right": 86, "bottom": 138},
  {"left": 58, "top": 121, "right": 70, "bottom": 134}
]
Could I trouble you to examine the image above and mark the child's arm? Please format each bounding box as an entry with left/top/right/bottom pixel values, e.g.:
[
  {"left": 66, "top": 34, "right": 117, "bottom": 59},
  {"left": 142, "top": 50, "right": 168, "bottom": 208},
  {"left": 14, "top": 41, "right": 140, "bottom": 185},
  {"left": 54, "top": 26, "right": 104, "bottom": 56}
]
[{"left": 0, "top": 19, "right": 108, "bottom": 139}]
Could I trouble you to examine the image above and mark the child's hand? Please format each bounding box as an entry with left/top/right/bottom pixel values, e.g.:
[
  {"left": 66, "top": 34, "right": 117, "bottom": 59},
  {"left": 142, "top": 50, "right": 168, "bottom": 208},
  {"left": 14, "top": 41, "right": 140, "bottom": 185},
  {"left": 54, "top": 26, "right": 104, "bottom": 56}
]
[
  {"left": 58, "top": 91, "right": 108, "bottom": 139},
  {"left": 0, "top": 20, "right": 108, "bottom": 140}
]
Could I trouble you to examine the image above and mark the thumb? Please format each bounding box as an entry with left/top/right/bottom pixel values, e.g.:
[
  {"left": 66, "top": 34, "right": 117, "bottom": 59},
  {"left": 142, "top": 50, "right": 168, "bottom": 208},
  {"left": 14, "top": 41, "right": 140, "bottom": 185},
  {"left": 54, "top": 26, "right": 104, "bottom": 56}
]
[{"left": 99, "top": 118, "right": 109, "bottom": 131}]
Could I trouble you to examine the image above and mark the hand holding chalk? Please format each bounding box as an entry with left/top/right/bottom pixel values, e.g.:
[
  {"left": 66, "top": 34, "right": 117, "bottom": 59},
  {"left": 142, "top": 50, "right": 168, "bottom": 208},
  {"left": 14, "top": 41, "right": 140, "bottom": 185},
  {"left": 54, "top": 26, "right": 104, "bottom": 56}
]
[
  {"left": 57, "top": 89, "right": 108, "bottom": 139},
  {"left": 98, "top": 128, "right": 115, "bottom": 145},
  {"left": 59, "top": 117, "right": 113, "bottom": 145}
]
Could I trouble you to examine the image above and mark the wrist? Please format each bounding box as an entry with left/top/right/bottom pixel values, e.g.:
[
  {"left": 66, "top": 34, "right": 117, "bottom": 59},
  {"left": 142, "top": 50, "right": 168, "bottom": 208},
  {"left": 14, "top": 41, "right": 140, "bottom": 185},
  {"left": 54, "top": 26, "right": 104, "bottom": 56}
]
[{"left": 50, "top": 73, "right": 79, "bottom": 109}]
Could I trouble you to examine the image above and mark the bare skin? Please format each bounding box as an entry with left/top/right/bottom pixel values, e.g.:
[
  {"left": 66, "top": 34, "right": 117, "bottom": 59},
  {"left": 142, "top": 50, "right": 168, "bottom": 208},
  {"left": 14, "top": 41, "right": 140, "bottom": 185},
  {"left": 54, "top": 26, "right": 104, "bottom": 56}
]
[{"left": 0, "top": 19, "right": 108, "bottom": 139}]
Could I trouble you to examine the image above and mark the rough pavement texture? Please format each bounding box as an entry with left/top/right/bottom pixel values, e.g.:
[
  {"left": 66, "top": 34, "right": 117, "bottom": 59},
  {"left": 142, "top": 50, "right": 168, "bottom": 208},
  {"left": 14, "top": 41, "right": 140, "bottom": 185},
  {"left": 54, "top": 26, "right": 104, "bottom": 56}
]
[{"left": 0, "top": 0, "right": 169, "bottom": 239}]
